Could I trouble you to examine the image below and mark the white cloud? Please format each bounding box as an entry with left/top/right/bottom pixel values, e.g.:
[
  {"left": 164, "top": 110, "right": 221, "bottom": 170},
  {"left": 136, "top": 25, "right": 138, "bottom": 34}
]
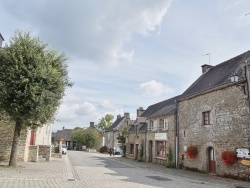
[
  {"left": 139, "top": 80, "right": 174, "bottom": 97},
  {"left": 2, "top": 0, "right": 172, "bottom": 66},
  {"left": 98, "top": 100, "right": 114, "bottom": 110}
]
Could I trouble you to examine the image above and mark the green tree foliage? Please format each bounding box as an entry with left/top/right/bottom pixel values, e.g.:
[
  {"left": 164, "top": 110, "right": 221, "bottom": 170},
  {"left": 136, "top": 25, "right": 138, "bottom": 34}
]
[
  {"left": 97, "top": 114, "right": 114, "bottom": 131},
  {"left": 71, "top": 128, "right": 99, "bottom": 149},
  {"left": 117, "top": 127, "right": 127, "bottom": 156},
  {"left": 0, "top": 30, "right": 72, "bottom": 166}
]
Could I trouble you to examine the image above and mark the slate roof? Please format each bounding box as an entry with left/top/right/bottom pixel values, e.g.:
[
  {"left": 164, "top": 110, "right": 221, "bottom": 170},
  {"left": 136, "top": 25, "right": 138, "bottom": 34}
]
[
  {"left": 106, "top": 116, "right": 125, "bottom": 131},
  {"left": 142, "top": 95, "right": 180, "bottom": 118},
  {"left": 139, "top": 123, "right": 147, "bottom": 133},
  {"left": 180, "top": 51, "right": 250, "bottom": 99},
  {"left": 0, "top": 33, "right": 4, "bottom": 41},
  {"left": 54, "top": 129, "right": 73, "bottom": 141}
]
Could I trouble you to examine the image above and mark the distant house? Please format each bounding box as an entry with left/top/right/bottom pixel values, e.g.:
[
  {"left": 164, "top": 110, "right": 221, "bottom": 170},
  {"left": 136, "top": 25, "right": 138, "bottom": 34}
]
[
  {"left": 87, "top": 122, "right": 104, "bottom": 150},
  {"left": 54, "top": 127, "right": 76, "bottom": 150},
  {"left": 105, "top": 113, "right": 130, "bottom": 148},
  {"left": 178, "top": 51, "right": 250, "bottom": 178}
]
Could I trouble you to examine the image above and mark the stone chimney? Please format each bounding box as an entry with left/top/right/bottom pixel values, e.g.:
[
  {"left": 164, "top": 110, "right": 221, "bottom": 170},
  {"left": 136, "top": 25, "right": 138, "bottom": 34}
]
[
  {"left": 117, "top": 114, "right": 121, "bottom": 119},
  {"left": 137, "top": 107, "right": 145, "bottom": 117},
  {"left": 0, "top": 33, "right": 4, "bottom": 48},
  {"left": 201, "top": 64, "right": 213, "bottom": 74},
  {"left": 62, "top": 126, "right": 65, "bottom": 130},
  {"left": 90, "top": 122, "right": 95, "bottom": 128},
  {"left": 124, "top": 112, "right": 130, "bottom": 119}
]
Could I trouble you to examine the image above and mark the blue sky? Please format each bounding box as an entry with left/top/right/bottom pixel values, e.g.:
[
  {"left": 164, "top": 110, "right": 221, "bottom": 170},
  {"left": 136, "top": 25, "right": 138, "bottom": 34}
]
[{"left": 1, "top": 0, "right": 250, "bottom": 131}]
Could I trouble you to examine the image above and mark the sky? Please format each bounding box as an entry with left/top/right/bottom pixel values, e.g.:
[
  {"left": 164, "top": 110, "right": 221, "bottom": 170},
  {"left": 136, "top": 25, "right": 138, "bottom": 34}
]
[{"left": 1, "top": 0, "right": 250, "bottom": 132}]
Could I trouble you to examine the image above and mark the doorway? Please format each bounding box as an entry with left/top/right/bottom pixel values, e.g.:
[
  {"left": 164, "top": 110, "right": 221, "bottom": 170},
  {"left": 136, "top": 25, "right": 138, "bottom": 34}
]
[
  {"left": 135, "top": 144, "right": 139, "bottom": 160},
  {"left": 149, "top": 141, "right": 152, "bottom": 162},
  {"left": 208, "top": 147, "right": 216, "bottom": 174}
]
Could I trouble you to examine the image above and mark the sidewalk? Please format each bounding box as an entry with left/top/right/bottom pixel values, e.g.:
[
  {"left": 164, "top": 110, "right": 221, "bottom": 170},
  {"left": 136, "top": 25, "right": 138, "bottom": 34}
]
[{"left": 0, "top": 155, "right": 75, "bottom": 188}]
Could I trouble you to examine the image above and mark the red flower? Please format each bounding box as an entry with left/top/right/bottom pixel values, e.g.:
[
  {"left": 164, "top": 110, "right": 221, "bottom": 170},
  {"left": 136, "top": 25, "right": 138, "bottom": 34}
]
[
  {"left": 187, "top": 146, "right": 198, "bottom": 159},
  {"left": 221, "top": 151, "right": 236, "bottom": 166}
]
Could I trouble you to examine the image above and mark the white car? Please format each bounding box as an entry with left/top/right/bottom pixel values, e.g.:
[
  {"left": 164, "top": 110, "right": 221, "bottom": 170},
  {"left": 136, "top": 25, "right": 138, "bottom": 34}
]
[
  {"left": 114, "top": 146, "right": 123, "bottom": 155},
  {"left": 62, "top": 144, "right": 67, "bottom": 154}
]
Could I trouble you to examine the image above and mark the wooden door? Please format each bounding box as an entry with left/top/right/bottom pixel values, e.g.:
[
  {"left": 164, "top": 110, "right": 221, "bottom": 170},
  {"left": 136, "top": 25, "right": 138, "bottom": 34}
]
[
  {"left": 30, "top": 130, "right": 35, "bottom": 145},
  {"left": 208, "top": 147, "right": 216, "bottom": 174}
]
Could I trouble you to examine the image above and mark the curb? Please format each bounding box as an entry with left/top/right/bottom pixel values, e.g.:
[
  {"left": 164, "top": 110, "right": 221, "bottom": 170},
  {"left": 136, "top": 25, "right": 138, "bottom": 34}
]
[{"left": 65, "top": 154, "right": 75, "bottom": 181}]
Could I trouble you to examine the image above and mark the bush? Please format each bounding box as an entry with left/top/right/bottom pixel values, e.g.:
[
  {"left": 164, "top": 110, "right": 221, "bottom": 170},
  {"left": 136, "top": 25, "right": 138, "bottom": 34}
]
[
  {"left": 166, "top": 148, "right": 175, "bottom": 168},
  {"left": 99, "top": 146, "right": 109, "bottom": 153}
]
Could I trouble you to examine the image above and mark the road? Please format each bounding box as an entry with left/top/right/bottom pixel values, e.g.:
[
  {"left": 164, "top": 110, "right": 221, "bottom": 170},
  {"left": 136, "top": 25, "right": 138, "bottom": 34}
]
[{"left": 67, "top": 150, "right": 250, "bottom": 188}]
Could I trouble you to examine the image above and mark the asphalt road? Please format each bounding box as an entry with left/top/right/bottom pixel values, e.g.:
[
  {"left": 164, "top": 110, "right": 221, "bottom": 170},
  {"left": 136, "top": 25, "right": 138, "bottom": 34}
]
[{"left": 67, "top": 150, "right": 250, "bottom": 188}]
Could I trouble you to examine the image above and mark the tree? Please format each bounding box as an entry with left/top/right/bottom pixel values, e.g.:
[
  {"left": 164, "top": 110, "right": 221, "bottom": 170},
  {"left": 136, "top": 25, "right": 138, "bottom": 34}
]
[
  {"left": 0, "top": 30, "right": 72, "bottom": 166},
  {"left": 97, "top": 114, "right": 114, "bottom": 131},
  {"left": 117, "top": 127, "right": 127, "bottom": 156},
  {"left": 71, "top": 128, "right": 99, "bottom": 148}
]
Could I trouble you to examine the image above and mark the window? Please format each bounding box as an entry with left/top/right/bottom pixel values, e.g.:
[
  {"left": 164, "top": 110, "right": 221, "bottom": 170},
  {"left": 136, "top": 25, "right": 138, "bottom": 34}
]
[
  {"left": 203, "top": 111, "right": 210, "bottom": 125},
  {"left": 130, "top": 144, "right": 134, "bottom": 154},
  {"left": 163, "top": 119, "right": 168, "bottom": 130},
  {"left": 156, "top": 141, "right": 166, "bottom": 158},
  {"left": 149, "top": 120, "right": 157, "bottom": 131}
]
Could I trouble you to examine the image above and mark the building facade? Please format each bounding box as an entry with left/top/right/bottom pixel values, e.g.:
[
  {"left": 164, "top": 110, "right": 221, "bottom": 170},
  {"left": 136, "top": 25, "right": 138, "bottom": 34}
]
[{"left": 178, "top": 51, "right": 250, "bottom": 179}]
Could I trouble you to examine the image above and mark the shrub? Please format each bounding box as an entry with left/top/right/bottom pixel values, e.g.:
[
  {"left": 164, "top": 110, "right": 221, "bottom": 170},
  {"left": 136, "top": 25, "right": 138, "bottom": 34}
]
[
  {"left": 187, "top": 146, "right": 198, "bottom": 159},
  {"left": 166, "top": 148, "right": 175, "bottom": 168},
  {"left": 99, "top": 146, "right": 109, "bottom": 153},
  {"left": 221, "top": 151, "right": 236, "bottom": 166}
]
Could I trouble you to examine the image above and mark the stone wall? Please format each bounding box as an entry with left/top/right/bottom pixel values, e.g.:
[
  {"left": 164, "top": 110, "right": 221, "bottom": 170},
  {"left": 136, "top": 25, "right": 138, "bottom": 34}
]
[
  {"left": 145, "top": 114, "right": 176, "bottom": 166},
  {"left": 178, "top": 84, "right": 250, "bottom": 179},
  {"left": 0, "top": 123, "right": 29, "bottom": 162},
  {"left": 35, "top": 124, "right": 52, "bottom": 145}
]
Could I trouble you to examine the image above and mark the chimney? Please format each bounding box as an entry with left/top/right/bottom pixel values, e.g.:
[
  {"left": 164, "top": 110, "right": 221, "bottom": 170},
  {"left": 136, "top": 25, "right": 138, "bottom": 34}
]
[
  {"left": 117, "top": 114, "right": 121, "bottom": 119},
  {"left": 90, "top": 122, "right": 95, "bottom": 128},
  {"left": 137, "top": 107, "right": 145, "bottom": 117},
  {"left": 201, "top": 64, "right": 213, "bottom": 74},
  {"left": 124, "top": 112, "right": 130, "bottom": 119},
  {"left": 0, "top": 33, "right": 4, "bottom": 48},
  {"left": 62, "top": 126, "right": 65, "bottom": 130}
]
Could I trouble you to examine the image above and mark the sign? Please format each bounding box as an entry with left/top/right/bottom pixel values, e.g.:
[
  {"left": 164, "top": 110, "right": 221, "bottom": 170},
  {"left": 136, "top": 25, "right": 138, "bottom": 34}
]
[
  {"left": 236, "top": 148, "right": 250, "bottom": 159},
  {"left": 240, "top": 160, "right": 250, "bottom": 166},
  {"left": 155, "top": 133, "right": 167, "bottom": 140}
]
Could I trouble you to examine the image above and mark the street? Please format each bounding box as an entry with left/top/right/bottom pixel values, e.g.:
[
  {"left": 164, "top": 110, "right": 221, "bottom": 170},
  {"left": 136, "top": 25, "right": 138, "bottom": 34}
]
[
  {"left": 67, "top": 151, "right": 250, "bottom": 188},
  {"left": 0, "top": 151, "right": 250, "bottom": 188}
]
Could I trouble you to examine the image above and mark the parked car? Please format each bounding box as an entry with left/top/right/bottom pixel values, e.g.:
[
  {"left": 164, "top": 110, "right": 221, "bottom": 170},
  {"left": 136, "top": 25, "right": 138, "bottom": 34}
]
[
  {"left": 114, "top": 146, "right": 123, "bottom": 155},
  {"left": 62, "top": 144, "right": 67, "bottom": 154}
]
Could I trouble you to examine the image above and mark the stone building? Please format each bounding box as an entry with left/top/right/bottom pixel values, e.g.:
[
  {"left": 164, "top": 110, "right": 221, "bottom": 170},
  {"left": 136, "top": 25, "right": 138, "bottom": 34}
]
[
  {"left": 87, "top": 122, "right": 104, "bottom": 150},
  {"left": 126, "top": 107, "right": 146, "bottom": 161},
  {"left": 142, "top": 96, "right": 179, "bottom": 165},
  {"left": 54, "top": 127, "right": 76, "bottom": 149},
  {"left": 105, "top": 113, "right": 130, "bottom": 148},
  {"left": 0, "top": 122, "right": 52, "bottom": 162},
  {"left": 178, "top": 51, "right": 250, "bottom": 179}
]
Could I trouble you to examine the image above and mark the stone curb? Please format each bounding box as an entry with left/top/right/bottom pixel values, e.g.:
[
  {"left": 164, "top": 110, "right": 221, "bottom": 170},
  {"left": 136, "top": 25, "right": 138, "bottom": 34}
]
[{"left": 65, "top": 154, "right": 75, "bottom": 181}]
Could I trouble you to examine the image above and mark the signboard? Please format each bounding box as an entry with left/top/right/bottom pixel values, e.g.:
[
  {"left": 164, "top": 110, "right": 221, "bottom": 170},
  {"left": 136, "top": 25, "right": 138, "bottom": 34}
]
[
  {"left": 236, "top": 148, "right": 250, "bottom": 159},
  {"left": 240, "top": 160, "right": 250, "bottom": 166},
  {"left": 155, "top": 133, "right": 167, "bottom": 140}
]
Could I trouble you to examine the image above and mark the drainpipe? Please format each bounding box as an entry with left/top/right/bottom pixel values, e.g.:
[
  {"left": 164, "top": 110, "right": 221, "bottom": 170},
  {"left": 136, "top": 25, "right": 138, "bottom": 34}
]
[
  {"left": 245, "top": 64, "right": 250, "bottom": 99},
  {"left": 175, "top": 101, "right": 179, "bottom": 168}
]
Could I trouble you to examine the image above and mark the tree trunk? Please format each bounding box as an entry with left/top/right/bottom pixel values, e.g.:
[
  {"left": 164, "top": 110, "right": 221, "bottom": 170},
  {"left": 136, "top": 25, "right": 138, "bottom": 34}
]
[{"left": 9, "top": 121, "right": 22, "bottom": 167}]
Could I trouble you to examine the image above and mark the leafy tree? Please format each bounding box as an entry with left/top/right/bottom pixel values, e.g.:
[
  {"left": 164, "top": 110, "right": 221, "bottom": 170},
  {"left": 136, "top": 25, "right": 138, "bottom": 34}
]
[
  {"left": 71, "top": 128, "right": 99, "bottom": 148},
  {"left": 97, "top": 114, "right": 114, "bottom": 131},
  {"left": 0, "top": 30, "right": 72, "bottom": 166},
  {"left": 117, "top": 127, "right": 127, "bottom": 156}
]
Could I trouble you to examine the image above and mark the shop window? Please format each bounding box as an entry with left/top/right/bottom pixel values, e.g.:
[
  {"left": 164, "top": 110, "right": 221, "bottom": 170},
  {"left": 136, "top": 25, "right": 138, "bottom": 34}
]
[{"left": 156, "top": 141, "right": 166, "bottom": 158}]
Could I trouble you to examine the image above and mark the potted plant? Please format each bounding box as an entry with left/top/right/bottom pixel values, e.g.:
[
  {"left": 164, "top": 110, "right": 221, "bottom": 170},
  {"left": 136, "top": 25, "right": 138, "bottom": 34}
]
[{"left": 187, "top": 146, "right": 198, "bottom": 159}]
